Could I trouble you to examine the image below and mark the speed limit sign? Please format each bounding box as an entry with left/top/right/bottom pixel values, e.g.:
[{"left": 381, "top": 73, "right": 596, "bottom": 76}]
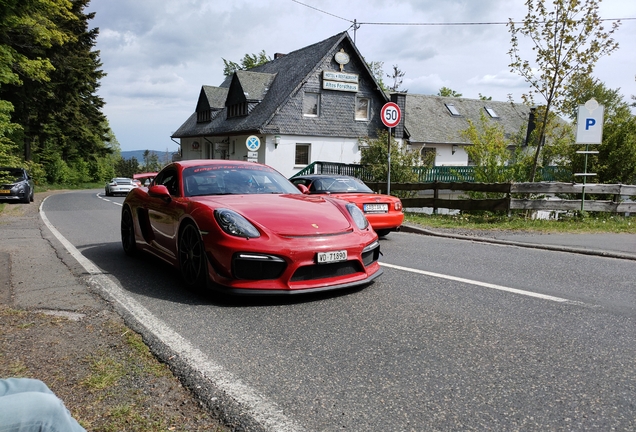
[{"left": 380, "top": 102, "right": 401, "bottom": 128}]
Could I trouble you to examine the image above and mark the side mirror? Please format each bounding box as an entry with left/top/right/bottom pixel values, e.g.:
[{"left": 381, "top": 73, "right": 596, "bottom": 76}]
[
  {"left": 296, "top": 184, "right": 310, "bottom": 194},
  {"left": 148, "top": 185, "right": 172, "bottom": 202}
]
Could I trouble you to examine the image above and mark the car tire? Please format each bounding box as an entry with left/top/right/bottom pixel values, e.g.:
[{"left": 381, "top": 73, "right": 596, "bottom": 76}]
[
  {"left": 21, "top": 189, "right": 30, "bottom": 204},
  {"left": 29, "top": 189, "right": 34, "bottom": 202},
  {"left": 121, "top": 206, "right": 137, "bottom": 256},
  {"left": 375, "top": 229, "right": 391, "bottom": 237},
  {"left": 178, "top": 222, "right": 209, "bottom": 292}
]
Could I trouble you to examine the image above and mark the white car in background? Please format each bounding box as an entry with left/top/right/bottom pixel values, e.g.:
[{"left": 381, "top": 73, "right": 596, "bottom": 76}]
[{"left": 105, "top": 177, "right": 137, "bottom": 196}]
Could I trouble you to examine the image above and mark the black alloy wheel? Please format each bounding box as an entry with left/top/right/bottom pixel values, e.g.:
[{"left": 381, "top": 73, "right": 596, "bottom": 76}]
[
  {"left": 178, "top": 223, "right": 209, "bottom": 291},
  {"left": 121, "top": 206, "right": 137, "bottom": 256}
]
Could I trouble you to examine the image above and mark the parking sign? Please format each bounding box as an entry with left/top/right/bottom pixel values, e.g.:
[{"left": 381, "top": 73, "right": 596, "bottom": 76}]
[{"left": 575, "top": 102, "right": 604, "bottom": 144}]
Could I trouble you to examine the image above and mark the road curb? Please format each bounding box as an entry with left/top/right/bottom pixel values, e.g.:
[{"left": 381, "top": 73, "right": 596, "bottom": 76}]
[{"left": 400, "top": 223, "right": 636, "bottom": 262}]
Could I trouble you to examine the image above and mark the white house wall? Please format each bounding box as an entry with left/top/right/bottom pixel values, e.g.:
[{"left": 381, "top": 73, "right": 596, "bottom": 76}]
[
  {"left": 265, "top": 135, "right": 361, "bottom": 178},
  {"left": 179, "top": 134, "right": 363, "bottom": 178},
  {"left": 435, "top": 145, "right": 468, "bottom": 166}
]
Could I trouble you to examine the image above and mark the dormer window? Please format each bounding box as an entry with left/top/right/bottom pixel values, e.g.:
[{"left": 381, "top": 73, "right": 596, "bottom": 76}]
[
  {"left": 197, "top": 109, "right": 211, "bottom": 123},
  {"left": 485, "top": 106, "right": 499, "bottom": 118},
  {"left": 445, "top": 103, "right": 461, "bottom": 116},
  {"left": 227, "top": 102, "right": 248, "bottom": 118}
]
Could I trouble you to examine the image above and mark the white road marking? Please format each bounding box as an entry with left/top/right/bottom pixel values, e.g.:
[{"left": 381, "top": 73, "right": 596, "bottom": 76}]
[
  {"left": 381, "top": 262, "right": 580, "bottom": 304},
  {"left": 96, "top": 192, "right": 122, "bottom": 206},
  {"left": 40, "top": 196, "right": 304, "bottom": 432}
]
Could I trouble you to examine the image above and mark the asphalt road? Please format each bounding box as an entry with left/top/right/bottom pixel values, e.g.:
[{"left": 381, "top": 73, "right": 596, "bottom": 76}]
[{"left": 42, "top": 189, "right": 636, "bottom": 431}]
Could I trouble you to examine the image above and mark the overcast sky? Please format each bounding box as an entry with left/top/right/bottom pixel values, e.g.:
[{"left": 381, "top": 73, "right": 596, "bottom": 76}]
[{"left": 87, "top": 0, "right": 636, "bottom": 152}]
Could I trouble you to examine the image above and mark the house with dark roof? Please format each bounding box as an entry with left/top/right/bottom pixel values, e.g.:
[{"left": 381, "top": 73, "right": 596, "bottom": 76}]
[
  {"left": 404, "top": 95, "right": 532, "bottom": 166},
  {"left": 172, "top": 31, "right": 534, "bottom": 175},
  {"left": 172, "top": 32, "right": 401, "bottom": 178}
]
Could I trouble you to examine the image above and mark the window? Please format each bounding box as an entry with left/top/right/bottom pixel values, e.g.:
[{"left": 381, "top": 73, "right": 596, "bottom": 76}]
[
  {"left": 355, "top": 97, "right": 370, "bottom": 120},
  {"left": 154, "top": 168, "right": 180, "bottom": 197},
  {"left": 484, "top": 106, "right": 499, "bottom": 118},
  {"left": 227, "top": 103, "right": 247, "bottom": 118},
  {"left": 197, "top": 109, "right": 211, "bottom": 123},
  {"left": 445, "top": 103, "right": 461, "bottom": 116},
  {"left": 420, "top": 147, "right": 437, "bottom": 165},
  {"left": 303, "top": 92, "right": 319, "bottom": 116},
  {"left": 295, "top": 144, "right": 310, "bottom": 165}
]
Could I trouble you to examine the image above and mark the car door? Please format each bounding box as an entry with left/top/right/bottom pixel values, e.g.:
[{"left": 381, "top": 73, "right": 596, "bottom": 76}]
[{"left": 145, "top": 167, "right": 186, "bottom": 258}]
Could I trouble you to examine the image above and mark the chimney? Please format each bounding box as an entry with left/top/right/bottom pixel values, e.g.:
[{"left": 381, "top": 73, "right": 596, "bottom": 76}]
[
  {"left": 390, "top": 93, "right": 407, "bottom": 139},
  {"left": 274, "top": 53, "right": 286, "bottom": 59},
  {"left": 525, "top": 107, "right": 536, "bottom": 147}
]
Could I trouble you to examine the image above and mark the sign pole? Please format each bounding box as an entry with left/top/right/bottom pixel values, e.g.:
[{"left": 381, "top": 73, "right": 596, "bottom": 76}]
[
  {"left": 581, "top": 143, "right": 589, "bottom": 212},
  {"left": 380, "top": 102, "right": 401, "bottom": 196},
  {"left": 387, "top": 128, "right": 391, "bottom": 195}
]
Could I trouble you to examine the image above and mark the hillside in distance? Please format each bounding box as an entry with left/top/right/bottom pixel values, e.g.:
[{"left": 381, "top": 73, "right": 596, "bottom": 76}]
[{"left": 120, "top": 150, "right": 176, "bottom": 163}]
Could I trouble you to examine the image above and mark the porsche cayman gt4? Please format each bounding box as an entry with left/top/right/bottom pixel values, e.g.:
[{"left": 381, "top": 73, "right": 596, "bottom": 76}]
[{"left": 121, "top": 160, "right": 382, "bottom": 295}]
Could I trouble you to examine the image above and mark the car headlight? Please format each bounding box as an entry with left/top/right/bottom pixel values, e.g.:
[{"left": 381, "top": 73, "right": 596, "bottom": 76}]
[
  {"left": 214, "top": 208, "right": 260, "bottom": 238},
  {"left": 346, "top": 203, "right": 369, "bottom": 230}
]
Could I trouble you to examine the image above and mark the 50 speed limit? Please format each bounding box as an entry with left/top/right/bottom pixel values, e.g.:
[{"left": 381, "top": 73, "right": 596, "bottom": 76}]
[{"left": 381, "top": 102, "right": 401, "bottom": 128}]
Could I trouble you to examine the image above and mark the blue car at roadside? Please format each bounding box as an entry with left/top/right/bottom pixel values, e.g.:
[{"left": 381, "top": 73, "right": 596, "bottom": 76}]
[{"left": 0, "top": 167, "right": 34, "bottom": 204}]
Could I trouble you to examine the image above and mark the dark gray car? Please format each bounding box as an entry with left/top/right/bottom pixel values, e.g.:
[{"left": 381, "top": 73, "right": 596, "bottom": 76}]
[{"left": 0, "top": 167, "right": 34, "bottom": 204}]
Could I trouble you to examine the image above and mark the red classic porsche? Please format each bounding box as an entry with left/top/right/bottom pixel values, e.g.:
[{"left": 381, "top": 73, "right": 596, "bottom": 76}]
[
  {"left": 121, "top": 160, "right": 382, "bottom": 295},
  {"left": 291, "top": 174, "right": 404, "bottom": 236}
]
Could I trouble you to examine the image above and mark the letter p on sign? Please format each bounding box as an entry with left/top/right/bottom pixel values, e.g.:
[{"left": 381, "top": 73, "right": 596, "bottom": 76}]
[{"left": 576, "top": 104, "right": 604, "bottom": 144}]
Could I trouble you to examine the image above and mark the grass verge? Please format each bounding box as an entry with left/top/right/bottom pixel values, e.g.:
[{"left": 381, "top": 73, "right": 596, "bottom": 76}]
[{"left": 404, "top": 211, "right": 636, "bottom": 234}]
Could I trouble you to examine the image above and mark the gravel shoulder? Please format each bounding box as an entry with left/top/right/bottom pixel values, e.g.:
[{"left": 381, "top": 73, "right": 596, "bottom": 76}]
[{"left": 0, "top": 192, "right": 229, "bottom": 431}]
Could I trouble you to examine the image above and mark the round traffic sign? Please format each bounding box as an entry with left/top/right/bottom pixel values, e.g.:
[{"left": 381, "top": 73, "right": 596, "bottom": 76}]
[
  {"left": 246, "top": 135, "right": 261, "bottom": 151},
  {"left": 381, "top": 102, "right": 401, "bottom": 128}
]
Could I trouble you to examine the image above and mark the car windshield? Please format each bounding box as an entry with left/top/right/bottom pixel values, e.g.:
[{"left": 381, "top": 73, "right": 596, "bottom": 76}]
[
  {"left": 310, "top": 177, "right": 373, "bottom": 194},
  {"left": 0, "top": 168, "right": 24, "bottom": 183},
  {"left": 183, "top": 165, "right": 301, "bottom": 197}
]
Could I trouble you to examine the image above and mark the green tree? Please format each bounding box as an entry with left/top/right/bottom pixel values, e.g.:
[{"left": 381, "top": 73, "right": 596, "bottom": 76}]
[
  {"left": 141, "top": 150, "right": 161, "bottom": 173},
  {"left": 0, "top": 0, "right": 75, "bottom": 159},
  {"left": 461, "top": 112, "right": 521, "bottom": 184},
  {"left": 359, "top": 130, "right": 423, "bottom": 197},
  {"left": 222, "top": 50, "right": 270, "bottom": 76},
  {"left": 386, "top": 65, "right": 407, "bottom": 93},
  {"left": 366, "top": 60, "right": 387, "bottom": 93},
  {"left": 508, "top": 0, "right": 620, "bottom": 181},
  {"left": 437, "top": 87, "right": 462, "bottom": 97},
  {"left": 0, "top": 100, "right": 21, "bottom": 166},
  {"left": 4, "top": 0, "right": 109, "bottom": 163},
  {"left": 115, "top": 156, "right": 139, "bottom": 178}
]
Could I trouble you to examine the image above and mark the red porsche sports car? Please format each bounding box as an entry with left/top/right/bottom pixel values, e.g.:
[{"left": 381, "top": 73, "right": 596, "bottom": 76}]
[
  {"left": 290, "top": 174, "right": 404, "bottom": 237},
  {"left": 121, "top": 160, "right": 382, "bottom": 295}
]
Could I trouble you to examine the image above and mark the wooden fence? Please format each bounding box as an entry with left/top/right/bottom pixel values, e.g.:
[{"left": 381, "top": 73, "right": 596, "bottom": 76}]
[{"left": 364, "top": 181, "right": 636, "bottom": 213}]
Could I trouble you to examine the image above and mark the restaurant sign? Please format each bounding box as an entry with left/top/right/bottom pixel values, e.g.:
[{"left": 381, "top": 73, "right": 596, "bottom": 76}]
[{"left": 322, "top": 71, "right": 359, "bottom": 92}]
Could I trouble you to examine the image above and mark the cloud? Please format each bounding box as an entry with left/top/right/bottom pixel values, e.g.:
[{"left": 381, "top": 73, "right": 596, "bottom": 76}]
[{"left": 86, "top": 0, "right": 636, "bottom": 151}]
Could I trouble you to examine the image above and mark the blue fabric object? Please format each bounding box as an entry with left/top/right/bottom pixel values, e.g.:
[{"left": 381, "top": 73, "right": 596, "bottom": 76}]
[{"left": 0, "top": 378, "right": 85, "bottom": 432}]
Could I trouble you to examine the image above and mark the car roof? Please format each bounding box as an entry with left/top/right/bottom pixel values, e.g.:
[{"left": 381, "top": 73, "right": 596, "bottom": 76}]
[
  {"left": 294, "top": 174, "right": 360, "bottom": 180},
  {"left": 174, "top": 159, "right": 263, "bottom": 170}
]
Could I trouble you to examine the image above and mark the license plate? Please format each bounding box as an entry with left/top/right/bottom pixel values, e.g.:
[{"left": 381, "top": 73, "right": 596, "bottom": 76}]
[
  {"left": 363, "top": 203, "right": 388, "bottom": 213},
  {"left": 317, "top": 250, "right": 347, "bottom": 264},
  {"left": 0, "top": 190, "right": 10, "bottom": 195}
]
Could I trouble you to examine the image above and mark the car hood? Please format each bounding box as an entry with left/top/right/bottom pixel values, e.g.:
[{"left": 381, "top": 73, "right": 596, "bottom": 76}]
[{"left": 197, "top": 194, "right": 353, "bottom": 236}]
